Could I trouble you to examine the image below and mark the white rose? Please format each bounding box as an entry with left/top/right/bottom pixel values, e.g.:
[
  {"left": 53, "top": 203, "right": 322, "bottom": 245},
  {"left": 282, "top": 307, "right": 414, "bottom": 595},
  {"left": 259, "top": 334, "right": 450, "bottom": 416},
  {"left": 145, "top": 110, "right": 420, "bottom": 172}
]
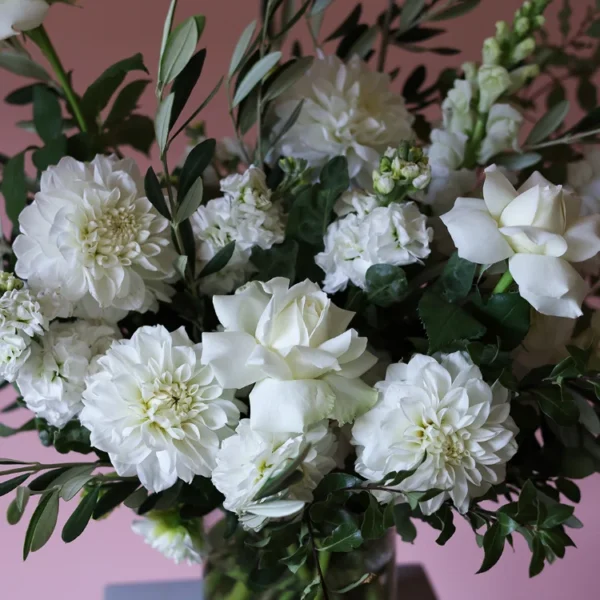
[
  {"left": 202, "top": 278, "right": 378, "bottom": 433},
  {"left": 567, "top": 148, "right": 600, "bottom": 216},
  {"left": 352, "top": 352, "right": 518, "bottom": 514},
  {"left": 478, "top": 104, "right": 523, "bottom": 164},
  {"left": 0, "top": 0, "right": 48, "bottom": 41},
  {"left": 442, "top": 80, "right": 476, "bottom": 135},
  {"left": 441, "top": 166, "right": 600, "bottom": 318},
  {"left": 269, "top": 55, "right": 414, "bottom": 187}
]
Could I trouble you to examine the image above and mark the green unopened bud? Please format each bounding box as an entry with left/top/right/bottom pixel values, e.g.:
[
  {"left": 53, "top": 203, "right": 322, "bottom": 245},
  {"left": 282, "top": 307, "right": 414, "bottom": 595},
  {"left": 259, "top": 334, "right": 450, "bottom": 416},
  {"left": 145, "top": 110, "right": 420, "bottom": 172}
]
[
  {"left": 533, "top": 0, "right": 550, "bottom": 13},
  {"left": 507, "top": 64, "right": 539, "bottom": 93},
  {"left": 278, "top": 156, "right": 308, "bottom": 177},
  {"left": 533, "top": 15, "right": 545, "bottom": 29},
  {"left": 373, "top": 143, "right": 431, "bottom": 198},
  {"left": 397, "top": 141, "right": 410, "bottom": 161},
  {"left": 520, "top": 1, "right": 532, "bottom": 17},
  {"left": 495, "top": 21, "right": 510, "bottom": 43},
  {"left": 0, "top": 272, "right": 23, "bottom": 293},
  {"left": 514, "top": 16, "right": 530, "bottom": 37},
  {"left": 483, "top": 37, "right": 502, "bottom": 65},
  {"left": 462, "top": 62, "right": 478, "bottom": 82},
  {"left": 373, "top": 171, "right": 395, "bottom": 195},
  {"left": 477, "top": 65, "right": 511, "bottom": 112},
  {"left": 511, "top": 37, "right": 535, "bottom": 63},
  {"left": 379, "top": 155, "right": 393, "bottom": 173}
]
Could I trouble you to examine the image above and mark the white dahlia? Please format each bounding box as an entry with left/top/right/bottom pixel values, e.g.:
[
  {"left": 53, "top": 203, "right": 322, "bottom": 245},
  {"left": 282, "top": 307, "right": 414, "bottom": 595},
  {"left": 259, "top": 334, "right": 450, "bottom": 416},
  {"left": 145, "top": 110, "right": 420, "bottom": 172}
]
[
  {"left": 13, "top": 155, "right": 177, "bottom": 321},
  {"left": 0, "top": 0, "right": 48, "bottom": 40},
  {"left": 352, "top": 352, "right": 518, "bottom": 514},
  {"left": 269, "top": 55, "right": 414, "bottom": 187},
  {"left": 212, "top": 420, "right": 337, "bottom": 531},
  {"left": 202, "top": 278, "right": 378, "bottom": 434},
  {"left": 132, "top": 510, "right": 205, "bottom": 565},
  {"left": 17, "top": 319, "right": 120, "bottom": 428},
  {"left": 80, "top": 325, "right": 240, "bottom": 493}
]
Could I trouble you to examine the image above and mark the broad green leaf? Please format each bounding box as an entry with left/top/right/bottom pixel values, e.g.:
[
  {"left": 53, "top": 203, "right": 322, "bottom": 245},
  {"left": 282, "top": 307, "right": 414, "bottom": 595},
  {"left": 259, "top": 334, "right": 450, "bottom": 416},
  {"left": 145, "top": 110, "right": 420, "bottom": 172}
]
[
  {"left": 54, "top": 465, "right": 97, "bottom": 501},
  {"left": 101, "top": 114, "right": 155, "bottom": 155},
  {"left": 430, "top": 0, "right": 481, "bottom": 21},
  {"left": 586, "top": 19, "right": 600, "bottom": 38},
  {"left": 572, "top": 391, "right": 600, "bottom": 435},
  {"left": 159, "top": 17, "right": 200, "bottom": 88},
  {"left": 529, "top": 537, "right": 545, "bottom": 577},
  {"left": 419, "top": 291, "right": 486, "bottom": 353},
  {"left": 199, "top": 241, "right": 236, "bottom": 279},
  {"left": 251, "top": 239, "right": 299, "bottom": 282},
  {"left": 400, "top": 0, "right": 425, "bottom": 30},
  {"left": 263, "top": 57, "right": 314, "bottom": 102},
  {"left": 525, "top": 100, "right": 570, "bottom": 146},
  {"left": 82, "top": 54, "right": 148, "bottom": 119},
  {"left": 155, "top": 92, "right": 175, "bottom": 155},
  {"left": 536, "top": 387, "right": 579, "bottom": 427},
  {"left": 123, "top": 487, "right": 148, "bottom": 510},
  {"left": 577, "top": 78, "right": 597, "bottom": 112},
  {"left": 233, "top": 51, "right": 282, "bottom": 108},
  {"left": 318, "top": 521, "right": 363, "bottom": 552},
  {"left": 0, "top": 474, "right": 30, "bottom": 498},
  {"left": 493, "top": 152, "right": 542, "bottom": 171},
  {"left": 556, "top": 478, "right": 580, "bottom": 504},
  {"left": 179, "top": 138, "right": 216, "bottom": 202},
  {"left": 32, "top": 135, "right": 67, "bottom": 171},
  {"left": 541, "top": 504, "right": 575, "bottom": 529},
  {"left": 105, "top": 79, "right": 150, "bottom": 127},
  {"left": 361, "top": 495, "right": 386, "bottom": 540},
  {"left": 433, "top": 506, "right": 456, "bottom": 546},
  {"left": 393, "top": 504, "right": 417, "bottom": 543},
  {"left": 93, "top": 481, "right": 140, "bottom": 520},
  {"left": 175, "top": 177, "right": 203, "bottom": 224},
  {"left": 170, "top": 49, "right": 206, "bottom": 129},
  {"left": 144, "top": 167, "right": 171, "bottom": 221},
  {"left": 497, "top": 512, "right": 519, "bottom": 536},
  {"left": 314, "top": 473, "right": 364, "bottom": 500},
  {"left": 5, "top": 83, "right": 45, "bottom": 105},
  {"left": 24, "top": 491, "right": 59, "bottom": 558},
  {"left": 159, "top": 0, "right": 179, "bottom": 62},
  {"left": 0, "top": 52, "right": 52, "bottom": 81},
  {"left": 366, "top": 264, "right": 408, "bottom": 307},
  {"left": 229, "top": 20, "right": 257, "bottom": 77},
  {"left": 1, "top": 152, "right": 27, "bottom": 227},
  {"left": 0, "top": 418, "right": 36, "bottom": 438},
  {"left": 7, "top": 487, "right": 30, "bottom": 525},
  {"left": 404, "top": 488, "right": 444, "bottom": 510},
  {"left": 281, "top": 545, "right": 309, "bottom": 574},
  {"left": 33, "top": 85, "right": 63, "bottom": 143},
  {"left": 62, "top": 486, "right": 100, "bottom": 543},
  {"left": 477, "top": 523, "right": 505, "bottom": 573},
  {"left": 435, "top": 253, "right": 476, "bottom": 303}
]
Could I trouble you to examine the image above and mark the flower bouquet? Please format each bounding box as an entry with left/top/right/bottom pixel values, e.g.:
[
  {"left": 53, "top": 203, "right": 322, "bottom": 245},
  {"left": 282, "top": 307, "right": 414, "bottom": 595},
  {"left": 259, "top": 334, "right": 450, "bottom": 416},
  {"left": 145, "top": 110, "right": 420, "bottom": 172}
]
[{"left": 1, "top": 0, "right": 600, "bottom": 598}]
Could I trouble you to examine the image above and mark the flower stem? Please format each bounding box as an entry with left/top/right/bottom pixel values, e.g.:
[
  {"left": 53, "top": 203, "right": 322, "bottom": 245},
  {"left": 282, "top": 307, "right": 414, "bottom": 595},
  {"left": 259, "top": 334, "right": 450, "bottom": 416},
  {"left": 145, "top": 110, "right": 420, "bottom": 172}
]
[
  {"left": 377, "top": 0, "right": 395, "bottom": 73},
  {"left": 492, "top": 271, "right": 514, "bottom": 294},
  {"left": 463, "top": 113, "right": 488, "bottom": 169},
  {"left": 26, "top": 26, "right": 88, "bottom": 133}
]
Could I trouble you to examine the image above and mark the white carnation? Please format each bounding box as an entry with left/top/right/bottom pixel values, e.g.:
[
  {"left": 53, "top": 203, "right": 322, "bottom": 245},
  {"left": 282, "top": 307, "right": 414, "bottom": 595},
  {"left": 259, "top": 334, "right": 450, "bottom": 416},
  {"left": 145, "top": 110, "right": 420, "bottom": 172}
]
[
  {"left": 17, "top": 319, "right": 120, "bottom": 428},
  {"left": 352, "top": 352, "right": 519, "bottom": 514},
  {"left": 0, "top": 0, "right": 48, "bottom": 40},
  {"left": 13, "top": 155, "right": 177, "bottom": 321},
  {"left": 220, "top": 166, "right": 272, "bottom": 210},
  {"left": 334, "top": 189, "right": 379, "bottom": 218},
  {"left": 202, "top": 278, "right": 378, "bottom": 433},
  {"left": 269, "top": 55, "right": 414, "bottom": 187},
  {"left": 567, "top": 148, "right": 600, "bottom": 216},
  {"left": 212, "top": 420, "right": 337, "bottom": 531},
  {"left": 80, "top": 325, "right": 240, "bottom": 493},
  {"left": 478, "top": 104, "right": 523, "bottom": 164},
  {"left": 316, "top": 202, "right": 432, "bottom": 294},
  {"left": 132, "top": 511, "right": 205, "bottom": 565}
]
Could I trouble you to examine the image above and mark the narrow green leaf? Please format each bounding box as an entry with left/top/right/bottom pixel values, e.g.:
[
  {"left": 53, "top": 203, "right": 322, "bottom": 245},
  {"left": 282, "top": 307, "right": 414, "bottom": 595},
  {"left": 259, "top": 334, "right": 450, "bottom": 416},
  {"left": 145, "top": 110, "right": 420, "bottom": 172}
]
[
  {"left": 7, "top": 487, "right": 30, "bottom": 525},
  {"left": 28, "top": 467, "right": 71, "bottom": 492},
  {"left": 430, "top": 0, "right": 481, "bottom": 21},
  {"left": 179, "top": 138, "right": 216, "bottom": 202},
  {"left": 155, "top": 92, "right": 175, "bottom": 155},
  {"left": 175, "top": 177, "right": 203, "bottom": 224},
  {"left": 0, "top": 52, "right": 52, "bottom": 81},
  {"left": 159, "top": 0, "right": 179, "bottom": 63},
  {"left": 318, "top": 521, "right": 363, "bottom": 552},
  {"left": 62, "top": 486, "right": 100, "bottom": 543},
  {"left": 229, "top": 20, "right": 257, "bottom": 77},
  {"left": 312, "top": 0, "right": 333, "bottom": 14},
  {"left": 170, "top": 49, "right": 206, "bottom": 129},
  {"left": 525, "top": 100, "right": 570, "bottom": 146},
  {"left": 477, "top": 523, "right": 505, "bottom": 573},
  {"left": 400, "top": 0, "right": 425, "bottom": 30},
  {"left": 347, "top": 25, "right": 378, "bottom": 58},
  {"left": 0, "top": 419, "right": 36, "bottom": 438},
  {"left": 1, "top": 152, "right": 27, "bottom": 227},
  {"left": 33, "top": 85, "right": 63, "bottom": 143},
  {"left": 26, "top": 491, "right": 59, "bottom": 557},
  {"left": 144, "top": 167, "right": 171, "bottom": 220},
  {"left": 233, "top": 51, "right": 282, "bottom": 107},
  {"left": 536, "top": 388, "right": 579, "bottom": 426},
  {"left": 263, "top": 57, "right": 314, "bottom": 102},
  {"left": 174, "top": 255, "right": 188, "bottom": 279},
  {"left": 159, "top": 17, "right": 199, "bottom": 87},
  {"left": 55, "top": 465, "right": 97, "bottom": 501},
  {"left": 93, "top": 481, "right": 140, "bottom": 520},
  {"left": 0, "top": 474, "right": 30, "bottom": 498},
  {"left": 493, "top": 152, "right": 542, "bottom": 170},
  {"left": 199, "top": 241, "right": 236, "bottom": 279},
  {"left": 393, "top": 504, "right": 417, "bottom": 543}
]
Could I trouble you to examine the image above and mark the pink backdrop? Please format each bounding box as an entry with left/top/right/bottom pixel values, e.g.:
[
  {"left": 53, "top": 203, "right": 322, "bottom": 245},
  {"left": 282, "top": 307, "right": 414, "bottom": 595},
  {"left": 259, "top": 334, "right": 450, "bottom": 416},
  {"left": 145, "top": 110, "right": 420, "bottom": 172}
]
[{"left": 0, "top": 1, "right": 598, "bottom": 598}]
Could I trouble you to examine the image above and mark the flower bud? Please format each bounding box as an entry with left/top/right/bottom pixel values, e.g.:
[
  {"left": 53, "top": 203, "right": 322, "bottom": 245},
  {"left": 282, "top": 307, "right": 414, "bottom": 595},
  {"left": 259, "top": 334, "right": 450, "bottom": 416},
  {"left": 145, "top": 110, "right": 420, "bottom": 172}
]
[
  {"left": 511, "top": 37, "right": 535, "bottom": 63},
  {"left": 533, "top": 15, "right": 545, "bottom": 29},
  {"left": 477, "top": 65, "right": 511, "bottom": 112},
  {"left": 495, "top": 21, "right": 510, "bottom": 43},
  {"left": 514, "top": 16, "right": 530, "bottom": 37},
  {"left": 373, "top": 171, "right": 395, "bottom": 195},
  {"left": 507, "top": 64, "right": 539, "bottom": 94},
  {"left": 462, "top": 62, "right": 478, "bottom": 82},
  {"left": 373, "top": 143, "right": 431, "bottom": 199},
  {"left": 483, "top": 37, "right": 502, "bottom": 65},
  {"left": 0, "top": 272, "right": 23, "bottom": 293}
]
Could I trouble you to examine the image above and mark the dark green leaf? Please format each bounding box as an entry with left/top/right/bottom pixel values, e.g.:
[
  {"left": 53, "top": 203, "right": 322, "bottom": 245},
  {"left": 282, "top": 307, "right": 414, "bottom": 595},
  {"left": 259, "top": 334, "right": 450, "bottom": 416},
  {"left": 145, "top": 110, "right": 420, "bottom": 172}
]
[
  {"left": 7, "top": 486, "right": 30, "bottom": 525},
  {"left": 0, "top": 474, "right": 30, "bottom": 498},
  {"left": 404, "top": 488, "right": 444, "bottom": 510},
  {"left": 33, "top": 85, "right": 63, "bottom": 143},
  {"left": 436, "top": 253, "right": 476, "bottom": 303},
  {"left": 400, "top": 0, "right": 425, "bottom": 30},
  {"left": 199, "top": 241, "right": 236, "bottom": 279},
  {"left": 333, "top": 574, "right": 372, "bottom": 594},
  {"left": 0, "top": 52, "right": 52, "bottom": 81},
  {"left": 518, "top": 481, "right": 539, "bottom": 523},
  {"left": 419, "top": 291, "right": 486, "bottom": 353},
  {"left": 251, "top": 239, "right": 299, "bottom": 282},
  {"left": 430, "top": 0, "right": 481, "bottom": 21},
  {"left": 1, "top": 152, "right": 27, "bottom": 227},
  {"left": 159, "top": 17, "right": 200, "bottom": 88},
  {"left": 393, "top": 504, "right": 417, "bottom": 543},
  {"left": 24, "top": 491, "right": 59, "bottom": 559},
  {"left": 319, "top": 521, "right": 363, "bottom": 552},
  {"left": 536, "top": 387, "right": 579, "bottom": 426},
  {"left": 434, "top": 506, "right": 456, "bottom": 545},
  {"left": 281, "top": 545, "right": 309, "bottom": 574},
  {"left": 179, "top": 138, "right": 216, "bottom": 202},
  {"left": 0, "top": 419, "right": 36, "bottom": 438},
  {"left": 93, "top": 481, "right": 140, "bottom": 520},
  {"left": 325, "top": 4, "right": 362, "bottom": 41},
  {"left": 144, "top": 167, "right": 171, "bottom": 220},
  {"left": 82, "top": 53, "right": 148, "bottom": 119},
  {"left": 347, "top": 25, "right": 378, "bottom": 58},
  {"left": 105, "top": 79, "right": 150, "bottom": 127},
  {"left": 176, "top": 176, "right": 203, "bottom": 224},
  {"left": 493, "top": 152, "right": 542, "bottom": 171},
  {"left": 477, "top": 523, "right": 505, "bottom": 573},
  {"left": 314, "top": 473, "right": 364, "bottom": 500},
  {"left": 558, "top": 0, "right": 571, "bottom": 38},
  {"left": 361, "top": 495, "right": 386, "bottom": 540},
  {"left": 62, "top": 486, "right": 100, "bottom": 543},
  {"left": 28, "top": 467, "right": 70, "bottom": 492},
  {"left": 586, "top": 19, "right": 600, "bottom": 38},
  {"left": 541, "top": 504, "right": 575, "bottom": 529},
  {"left": 525, "top": 100, "right": 570, "bottom": 146},
  {"left": 32, "top": 136, "right": 67, "bottom": 171},
  {"left": 577, "top": 79, "right": 598, "bottom": 113},
  {"left": 556, "top": 478, "right": 580, "bottom": 503},
  {"left": 529, "top": 537, "right": 545, "bottom": 577},
  {"left": 263, "top": 57, "right": 314, "bottom": 102},
  {"left": 170, "top": 49, "right": 206, "bottom": 129},
  {"left": 101, "top": 114, "right": 155, "bottom": 155},
  {"left": 52, "top": 421, "right": 93, "bottom": 455},
  {"left": 365, "top": 265, "right": 408, "bottom": 307}
]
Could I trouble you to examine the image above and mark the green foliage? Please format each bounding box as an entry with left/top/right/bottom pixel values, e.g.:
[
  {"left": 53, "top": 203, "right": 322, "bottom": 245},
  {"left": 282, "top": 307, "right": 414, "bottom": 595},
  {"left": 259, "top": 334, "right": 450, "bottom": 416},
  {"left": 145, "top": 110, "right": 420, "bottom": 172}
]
[{"left": 365, "top": 265, "right": 408, "bottom": 307}]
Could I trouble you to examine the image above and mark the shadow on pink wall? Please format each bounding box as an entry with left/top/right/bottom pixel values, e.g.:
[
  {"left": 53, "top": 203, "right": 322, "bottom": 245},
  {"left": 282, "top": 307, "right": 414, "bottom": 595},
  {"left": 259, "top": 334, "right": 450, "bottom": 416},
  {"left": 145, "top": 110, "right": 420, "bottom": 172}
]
[{"left": 0, "top": 1, "right": 598, "bottom": 599}]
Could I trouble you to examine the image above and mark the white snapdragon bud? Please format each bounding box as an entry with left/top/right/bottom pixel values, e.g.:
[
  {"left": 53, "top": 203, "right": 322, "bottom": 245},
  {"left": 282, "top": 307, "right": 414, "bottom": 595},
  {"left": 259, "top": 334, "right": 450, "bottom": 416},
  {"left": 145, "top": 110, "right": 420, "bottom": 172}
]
[
  {"left": 511, "top": 37, "right": 536, "bottom": 63},
  {"left": 373, "top": 171, "right": 395, "bottom": 195},
  {"left": 477, "top": 65, "right": 511, "bottom": 112},
  {"left": 507, "top": 64, "right": 540, "bottom": 94},
  {"left": 478, "top": 104, "right": 524, "bottom": 163},
  {"left": 482, "top": 37, "right": 502, "bottom": 65}
]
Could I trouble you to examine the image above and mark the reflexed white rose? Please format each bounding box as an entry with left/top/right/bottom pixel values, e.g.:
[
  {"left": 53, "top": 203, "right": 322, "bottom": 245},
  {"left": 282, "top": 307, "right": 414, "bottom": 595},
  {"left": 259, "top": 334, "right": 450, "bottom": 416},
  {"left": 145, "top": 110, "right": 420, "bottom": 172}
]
[
  {"left": 132, "top": 511, "right": 205, "bottom": 565},
  {"left": 0, "top": 285, "right": 47, "bottom": 381},
  {"left": 567, "top": 148, "right": 600, "bottom": 216},
  {"left": 202, "top": 278, "right": 378, "bottom": 433},
  {"left": 0, "top": 0, "right": 48, "bottom": 40},
  {"left": 352, "top": 352, "right": 518, "bottom": 514},
  {"left": 269, "top": 55, "right": 414, "bottom": 187},
  {"left": 478, "top": 104, "right": 523, "bottom": 164},
  {"left": 80, "top": 325, "right": 241, "bottom": 493},
  {"left": 477, "top": 65, "right": 511, "bottom": 112},
  {"left": 441, "top": 166, "right": 600, "bottom": 318},
  {"left": 212, "top": 420, "right": 337, "bottom": 531},
  {"left": 442, "top": 80, "right": 476, "bottom": 135},
  {"left": 334, "top": 189, "right": 379, "bottom": 218},
  {"left": 17, "top": 320, "right": 120, "bottom": 428},
  {"left": 13, "top": 155, "right": 177, "bottom": 321}
]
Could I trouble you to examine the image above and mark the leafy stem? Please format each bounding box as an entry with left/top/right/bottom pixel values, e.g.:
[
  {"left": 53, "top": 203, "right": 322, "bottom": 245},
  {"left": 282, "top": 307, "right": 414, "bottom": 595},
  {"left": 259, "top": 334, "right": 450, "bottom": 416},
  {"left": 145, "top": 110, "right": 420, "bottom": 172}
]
[
  {"left": 0, "top": 461, "right": 107, "bottom": 478},
  {"left": 306, "top": 516, "right": 330, "bottom": 600},
  {"left": 524, "top": 127, "right": 600, "bottom": 150},
  {"left": 377, "top": 0, "right": 395, "bottom": 73},
  {"left": 26, "top": 26, "right": 88, "bottom": 133},
  {"left": 492, "top": 271, "right": 514, "bottom": 295}
]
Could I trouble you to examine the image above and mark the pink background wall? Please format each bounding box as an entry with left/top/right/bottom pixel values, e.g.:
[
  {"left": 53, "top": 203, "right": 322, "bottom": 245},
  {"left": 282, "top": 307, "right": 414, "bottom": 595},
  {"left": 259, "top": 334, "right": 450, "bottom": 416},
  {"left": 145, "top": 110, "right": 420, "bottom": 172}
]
[{"left": 0, "top": 1, "right": 598, "bottom": 598}]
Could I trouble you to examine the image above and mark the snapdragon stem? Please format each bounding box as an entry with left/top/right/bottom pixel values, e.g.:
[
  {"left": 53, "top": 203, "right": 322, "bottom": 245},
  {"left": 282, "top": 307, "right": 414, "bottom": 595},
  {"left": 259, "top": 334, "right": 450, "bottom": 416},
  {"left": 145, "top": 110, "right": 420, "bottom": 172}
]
[
  {"left": 27, "top": 26, "right": 88, "bottom": 133},
  {"left": 492, "top": 271, "right": 514, "bottom": 294}
]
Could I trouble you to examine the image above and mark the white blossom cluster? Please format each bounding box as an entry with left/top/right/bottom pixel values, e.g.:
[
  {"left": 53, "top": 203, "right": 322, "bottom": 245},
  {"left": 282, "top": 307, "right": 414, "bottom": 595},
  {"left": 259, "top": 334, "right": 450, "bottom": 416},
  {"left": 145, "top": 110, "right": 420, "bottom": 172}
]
[
  {"left": 192, "top": 167, "right": 285, "bottom": 295},
  {"left": 316, "top": 191, "right": 433, "bottom": 294}
]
